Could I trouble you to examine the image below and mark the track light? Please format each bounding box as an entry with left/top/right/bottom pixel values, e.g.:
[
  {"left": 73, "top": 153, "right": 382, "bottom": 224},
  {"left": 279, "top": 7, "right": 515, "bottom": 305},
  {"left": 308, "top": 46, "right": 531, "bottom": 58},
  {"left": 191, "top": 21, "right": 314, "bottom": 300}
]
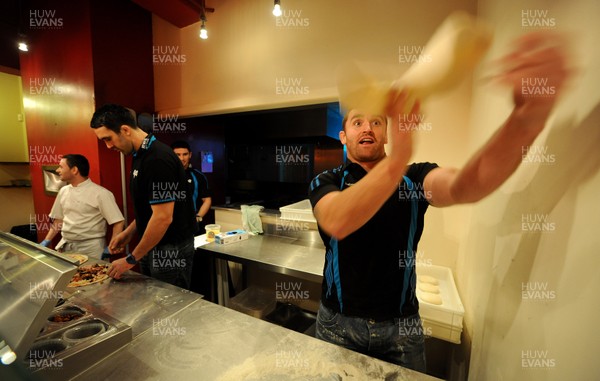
[
  {"left": 17, "top": 33, "right": 28, "bottom": 52},
  {"left": 273, "top": 0, "right": 282, "bottom": 17},
  {"left": 199, "top": 17, "right": 208, "bottom": 40}
]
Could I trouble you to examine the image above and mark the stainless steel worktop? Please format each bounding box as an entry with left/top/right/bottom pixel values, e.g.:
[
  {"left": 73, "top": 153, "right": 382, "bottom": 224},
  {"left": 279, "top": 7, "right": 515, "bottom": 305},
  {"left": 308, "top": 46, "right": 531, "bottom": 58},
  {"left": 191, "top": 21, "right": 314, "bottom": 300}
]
[
  {"left": 68, "top": 267, "right": 202, "bottom": 338},
  {"left": 198, "top": 234, "right": 325, "bottom": 283},
  {"left": 80, "top": 297, "right": 440, "bottom": 381}
]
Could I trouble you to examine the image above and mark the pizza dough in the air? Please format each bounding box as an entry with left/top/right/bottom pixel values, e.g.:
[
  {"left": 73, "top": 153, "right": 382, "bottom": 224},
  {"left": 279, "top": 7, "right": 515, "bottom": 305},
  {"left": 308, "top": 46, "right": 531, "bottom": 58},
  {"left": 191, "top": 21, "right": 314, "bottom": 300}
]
[{"left": 337, "top": 11, "right": 493, "bottom": 114}]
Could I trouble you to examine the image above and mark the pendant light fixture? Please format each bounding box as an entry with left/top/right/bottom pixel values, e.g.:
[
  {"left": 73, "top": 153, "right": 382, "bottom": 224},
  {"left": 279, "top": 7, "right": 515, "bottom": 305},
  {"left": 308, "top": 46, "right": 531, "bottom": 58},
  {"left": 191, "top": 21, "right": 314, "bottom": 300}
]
[{"left": 273, "top": 0, "right": 282, "bottom": 17}]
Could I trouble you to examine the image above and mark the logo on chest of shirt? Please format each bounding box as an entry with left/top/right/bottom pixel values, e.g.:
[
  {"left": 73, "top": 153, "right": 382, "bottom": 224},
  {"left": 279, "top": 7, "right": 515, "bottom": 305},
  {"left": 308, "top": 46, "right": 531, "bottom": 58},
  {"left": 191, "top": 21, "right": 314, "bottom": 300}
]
[{"left": 133, "top": 169, "right": 139, "bottom": 178}]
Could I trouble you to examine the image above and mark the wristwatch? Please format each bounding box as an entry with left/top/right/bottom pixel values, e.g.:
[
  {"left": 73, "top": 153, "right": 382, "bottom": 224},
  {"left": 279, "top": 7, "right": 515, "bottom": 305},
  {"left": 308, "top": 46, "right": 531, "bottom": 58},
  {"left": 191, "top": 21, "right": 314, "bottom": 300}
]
[{"left": 125, "top": 253, "right": 138, "bottom": 265}]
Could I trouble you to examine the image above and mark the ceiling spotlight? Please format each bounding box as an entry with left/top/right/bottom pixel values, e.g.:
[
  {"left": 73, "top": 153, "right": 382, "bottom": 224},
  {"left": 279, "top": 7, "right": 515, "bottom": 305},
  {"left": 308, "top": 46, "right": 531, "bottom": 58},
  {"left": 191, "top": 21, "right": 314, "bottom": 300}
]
[
  {"left": 199, "top": 18, "right": 208, "bottom": 40},
  {"left": 18, "top": 41, "right": 29, "bottom": 52},
  {"left": 273, "top": 0, "right": 282, "bottom": 17}
]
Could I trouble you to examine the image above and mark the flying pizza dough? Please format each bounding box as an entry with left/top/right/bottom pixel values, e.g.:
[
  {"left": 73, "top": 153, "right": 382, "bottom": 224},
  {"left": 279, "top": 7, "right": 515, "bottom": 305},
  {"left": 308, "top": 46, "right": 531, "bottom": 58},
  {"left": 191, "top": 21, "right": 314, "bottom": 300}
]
[{"left": 337, "top": 11, "right": 493, "bottom": 115}]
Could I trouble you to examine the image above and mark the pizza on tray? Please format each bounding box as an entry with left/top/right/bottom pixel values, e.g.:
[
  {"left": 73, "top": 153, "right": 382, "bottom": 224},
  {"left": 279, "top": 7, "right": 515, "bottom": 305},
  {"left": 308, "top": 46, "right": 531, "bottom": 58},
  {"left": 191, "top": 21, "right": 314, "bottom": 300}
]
[
  {"left": 67, "top": 263, "right": 110, "bottom": 287},
  {"left": 65, "top": 253, "right": 88, "bottom": 265}
]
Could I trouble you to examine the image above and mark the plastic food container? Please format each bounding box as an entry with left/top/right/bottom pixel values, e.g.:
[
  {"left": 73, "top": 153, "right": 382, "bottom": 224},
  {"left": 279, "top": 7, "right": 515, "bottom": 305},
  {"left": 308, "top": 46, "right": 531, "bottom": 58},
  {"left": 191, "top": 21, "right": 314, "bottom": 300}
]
[
  {"left": 416, "top": 264, "right": 465, "bottom": 343},
  {"left": 205, "top": 224, "right": 221, "bottom": 242}
]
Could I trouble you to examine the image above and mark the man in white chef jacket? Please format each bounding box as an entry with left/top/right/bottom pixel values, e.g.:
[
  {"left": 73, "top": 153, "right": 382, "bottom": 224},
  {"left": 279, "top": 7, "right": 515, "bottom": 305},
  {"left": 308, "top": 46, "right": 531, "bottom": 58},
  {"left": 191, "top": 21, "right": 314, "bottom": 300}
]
[
  {"left": 40, "top": 154, "right": 125, "bottom": 259},
  {"left": 310, "top": 31, "right": 571, "bottom": 371}
]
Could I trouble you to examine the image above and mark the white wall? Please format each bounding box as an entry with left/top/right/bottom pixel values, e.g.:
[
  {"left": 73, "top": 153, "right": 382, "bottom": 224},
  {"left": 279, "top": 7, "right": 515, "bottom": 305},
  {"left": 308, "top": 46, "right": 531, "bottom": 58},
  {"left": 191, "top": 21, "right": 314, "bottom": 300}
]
[
  {"left": 153, "top": 0, "right": 479, "bottom": 278},
  {"left": 153, "top": 0, "right": 477, "bottom": 116},
  {"left": 460, "top": 0, "right": 600, "bottom": 379},
  {"left": 153, "top": 1, "right": 600, "bottom": 378}
]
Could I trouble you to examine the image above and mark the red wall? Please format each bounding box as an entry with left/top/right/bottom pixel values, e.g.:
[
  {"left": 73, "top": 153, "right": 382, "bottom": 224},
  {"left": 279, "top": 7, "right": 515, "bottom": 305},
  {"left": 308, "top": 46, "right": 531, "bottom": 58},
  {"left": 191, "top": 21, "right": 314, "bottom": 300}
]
[
  {"left": 20, "top": 0, "right": 98, "bottom": 240},
  {"left": 20, "top": 0, "right": 154, "bottom": 240}
]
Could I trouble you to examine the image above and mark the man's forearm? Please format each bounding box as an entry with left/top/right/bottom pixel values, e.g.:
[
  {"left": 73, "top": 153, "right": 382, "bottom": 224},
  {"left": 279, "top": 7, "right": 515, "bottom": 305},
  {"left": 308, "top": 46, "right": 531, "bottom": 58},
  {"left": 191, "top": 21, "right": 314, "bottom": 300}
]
[
  {"left": 43, "top": 220, "right": 62, "bottom": 241},
  {"left": 130, "top": 216, "right": 170, "bottom": 261},
  {"left": 198, "top": 197, "right": 212, "bottom": 218},
  {"left": 448, "top": 103, "right": 552, "bottom": 204},
  {"left": 111, "top": 220, "right": 125, "bottom": 238}
]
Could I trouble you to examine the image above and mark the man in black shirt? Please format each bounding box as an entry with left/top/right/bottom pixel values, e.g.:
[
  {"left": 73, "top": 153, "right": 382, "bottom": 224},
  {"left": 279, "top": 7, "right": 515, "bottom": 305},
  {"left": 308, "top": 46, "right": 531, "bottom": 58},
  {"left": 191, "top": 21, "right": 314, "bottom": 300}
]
[
  {"left": 90, "top": 104, "right": 196, "bottom": 289},
  {"left": 309, "top": 32, "right": 569, "bottom": 371},
  {"left": 171, "top": 140, "right": 212, "bottom": 231}
]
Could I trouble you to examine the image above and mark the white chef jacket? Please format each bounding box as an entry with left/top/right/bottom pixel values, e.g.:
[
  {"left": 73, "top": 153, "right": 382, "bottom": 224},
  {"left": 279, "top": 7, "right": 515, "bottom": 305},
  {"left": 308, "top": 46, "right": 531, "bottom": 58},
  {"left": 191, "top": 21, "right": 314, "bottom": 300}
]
[{"left": 49, "top": 179, "right": 124, "bottom": 241}]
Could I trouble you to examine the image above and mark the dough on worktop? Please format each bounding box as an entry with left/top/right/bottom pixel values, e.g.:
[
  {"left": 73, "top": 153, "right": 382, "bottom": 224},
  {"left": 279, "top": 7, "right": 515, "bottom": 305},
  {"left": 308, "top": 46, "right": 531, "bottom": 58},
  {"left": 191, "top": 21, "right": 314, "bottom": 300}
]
[
  {"left": 418, "top": 282, "right": 440, "bottom": 294},
  {"left": 420, "top": 292, "right": 443, "bottom": 305}
]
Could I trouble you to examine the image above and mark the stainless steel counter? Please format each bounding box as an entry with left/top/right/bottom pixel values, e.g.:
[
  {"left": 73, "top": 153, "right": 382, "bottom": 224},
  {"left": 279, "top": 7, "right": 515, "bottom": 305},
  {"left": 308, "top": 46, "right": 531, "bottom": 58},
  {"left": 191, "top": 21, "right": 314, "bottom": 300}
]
[
  {"left": 198, "top": 234, "right": 325, "bottom": 284},
  {"left": 68, "top": 267, "right": 202, "bottom": 338},
  {"left": 80, "top": 297, "right": 441, "bottom": 381}
]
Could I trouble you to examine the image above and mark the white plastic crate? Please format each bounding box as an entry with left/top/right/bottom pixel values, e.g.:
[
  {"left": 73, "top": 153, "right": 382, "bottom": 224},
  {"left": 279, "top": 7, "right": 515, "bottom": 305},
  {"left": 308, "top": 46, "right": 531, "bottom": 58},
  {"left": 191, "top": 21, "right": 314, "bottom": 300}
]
[
  {"left": 416, "top": 264, "right": 464, "bottom": 343},
  {"left": 279, "top": 199, "right": 317, "bottom": 223}
]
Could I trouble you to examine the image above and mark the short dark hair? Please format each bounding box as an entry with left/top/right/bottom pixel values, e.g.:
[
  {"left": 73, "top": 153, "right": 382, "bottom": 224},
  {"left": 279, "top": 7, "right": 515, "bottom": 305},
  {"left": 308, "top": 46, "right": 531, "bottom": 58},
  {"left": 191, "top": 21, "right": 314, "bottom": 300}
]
[
  {"left": 90, "top": 104, "right": 138, "bottom": 134},
  {"left": 171, "top": 140, "right": 191, "bottom": 151},
  {"left": 62, "top": 154, "right": 90, "bottom": 177}
]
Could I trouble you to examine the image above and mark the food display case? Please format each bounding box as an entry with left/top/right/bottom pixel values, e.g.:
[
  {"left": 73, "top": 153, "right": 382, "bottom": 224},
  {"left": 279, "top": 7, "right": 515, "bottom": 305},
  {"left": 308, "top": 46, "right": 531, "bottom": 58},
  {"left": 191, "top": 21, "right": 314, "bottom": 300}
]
[{"left": 0, "top": 232, "right": 132, "bottom": 380}]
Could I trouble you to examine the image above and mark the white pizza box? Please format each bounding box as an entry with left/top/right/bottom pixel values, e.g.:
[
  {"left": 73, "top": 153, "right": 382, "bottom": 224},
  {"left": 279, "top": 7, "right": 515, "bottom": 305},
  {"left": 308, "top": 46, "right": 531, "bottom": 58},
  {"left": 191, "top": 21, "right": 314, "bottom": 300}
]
[
  {"left": 416, "top": 264, "right": 464, "bottom": 343},
  {"left": 279, "top": 199, "right": 317, "bottom": 223}
]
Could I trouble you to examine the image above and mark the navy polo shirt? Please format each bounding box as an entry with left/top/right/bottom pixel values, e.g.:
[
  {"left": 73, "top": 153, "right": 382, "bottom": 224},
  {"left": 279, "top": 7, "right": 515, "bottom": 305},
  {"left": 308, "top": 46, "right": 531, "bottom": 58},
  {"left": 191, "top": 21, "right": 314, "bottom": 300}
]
[
  {"left": 309, "top": 161, "right": 438, "bottom": 320},
  {"left": 130, "top": 134, "right": 196, "bottom": 245},
  {"left": 186, "top": 166, "right": 211, "bottom": 213}
]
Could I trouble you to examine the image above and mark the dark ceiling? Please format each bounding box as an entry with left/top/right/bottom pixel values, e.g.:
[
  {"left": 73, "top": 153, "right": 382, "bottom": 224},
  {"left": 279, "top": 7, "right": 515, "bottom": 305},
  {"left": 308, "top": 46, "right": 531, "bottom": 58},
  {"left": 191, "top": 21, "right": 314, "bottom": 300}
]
[
  {"left": 0, "top": 0, "right": 22, "bottom": 70},
  {"left": 0, "top": 0, "right": 209, "bottom": 71}
]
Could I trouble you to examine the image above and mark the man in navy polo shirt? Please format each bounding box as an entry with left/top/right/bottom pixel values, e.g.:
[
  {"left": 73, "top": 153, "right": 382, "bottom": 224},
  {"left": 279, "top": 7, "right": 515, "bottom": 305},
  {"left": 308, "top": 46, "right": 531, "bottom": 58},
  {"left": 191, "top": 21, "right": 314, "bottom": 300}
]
[
  {"left": 90, "top": 104, "right": 196, "bottom": 289},
  {"left": 309, "top": 32, "right": 570, "bottom": 371}
]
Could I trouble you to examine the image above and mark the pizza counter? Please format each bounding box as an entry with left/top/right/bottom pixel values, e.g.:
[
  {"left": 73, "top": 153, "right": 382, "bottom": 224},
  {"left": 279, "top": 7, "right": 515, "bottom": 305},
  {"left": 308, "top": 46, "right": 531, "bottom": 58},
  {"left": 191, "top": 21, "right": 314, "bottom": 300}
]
[
  {"left": 78, "top": 297, "right": 440, "bottom": 381},
  {"left": 0, "top": 232, "right": 440, "bottom": 380}
]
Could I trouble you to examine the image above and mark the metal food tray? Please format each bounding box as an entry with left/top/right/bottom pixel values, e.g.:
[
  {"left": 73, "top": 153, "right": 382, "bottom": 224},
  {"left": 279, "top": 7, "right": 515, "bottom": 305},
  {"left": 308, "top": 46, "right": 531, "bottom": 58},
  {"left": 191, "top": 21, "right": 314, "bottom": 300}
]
[{"left": 26, "top": 297, "right": 132, "bottom": 381}]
